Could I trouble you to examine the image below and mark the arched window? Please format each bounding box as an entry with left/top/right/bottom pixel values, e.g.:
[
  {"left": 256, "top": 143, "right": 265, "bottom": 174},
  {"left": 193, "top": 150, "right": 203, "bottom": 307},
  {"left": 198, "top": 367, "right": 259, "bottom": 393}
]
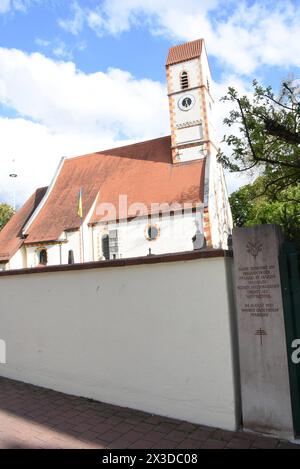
[
  {"left": 180, "top": 71, "right": 189, "bottom": 90},
  {"left": 39, "top": 249, "right": 47, "bottom": 266},
  {"left": 68, "top": 250, "right": 74, "bottom": 265},
  {"left": 102, "top": 234, "right": 110, "bottom": 260}
]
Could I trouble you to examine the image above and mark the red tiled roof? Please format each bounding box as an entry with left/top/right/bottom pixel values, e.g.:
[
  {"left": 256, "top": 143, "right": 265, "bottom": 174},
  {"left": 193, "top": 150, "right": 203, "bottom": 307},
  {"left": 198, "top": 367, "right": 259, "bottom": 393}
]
[
  {"left": 0, "top": 187, "right": 47, "bottom": 261},
  {"left": 166, "top": 39, "right": 203, "bottom": 66},
  {"left": 23, "top": 136, "right": 205, "bottom": 243}
]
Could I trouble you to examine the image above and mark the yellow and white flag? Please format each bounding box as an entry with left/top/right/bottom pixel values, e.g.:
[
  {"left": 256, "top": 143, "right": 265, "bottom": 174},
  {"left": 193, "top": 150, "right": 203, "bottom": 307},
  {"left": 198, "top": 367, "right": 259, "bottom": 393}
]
[{"left": 77, "top": 188, "right": 83, "bottom": 219}]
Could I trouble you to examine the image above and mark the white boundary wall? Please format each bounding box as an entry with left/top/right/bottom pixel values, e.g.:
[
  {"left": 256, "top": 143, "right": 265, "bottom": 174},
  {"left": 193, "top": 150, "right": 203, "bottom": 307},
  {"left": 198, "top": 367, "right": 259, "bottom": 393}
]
[{"left": 0, "top": 254, "right": 240, "bottom": 430}]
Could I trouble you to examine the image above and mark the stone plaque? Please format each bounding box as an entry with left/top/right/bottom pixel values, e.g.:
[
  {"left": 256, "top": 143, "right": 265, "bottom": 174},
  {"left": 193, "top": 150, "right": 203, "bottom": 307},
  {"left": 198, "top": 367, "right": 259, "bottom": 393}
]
[{"left": 233, "top": 224, "right": 294, "bottom": 438}]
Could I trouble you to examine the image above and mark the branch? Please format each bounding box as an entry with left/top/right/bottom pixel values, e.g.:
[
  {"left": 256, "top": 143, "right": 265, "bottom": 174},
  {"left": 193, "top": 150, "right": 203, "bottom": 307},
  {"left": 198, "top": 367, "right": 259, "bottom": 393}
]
[
  {"left": 236, "top": 97, "right": 259, "bottom": 161},
  {"left": 263, "top": 118, "right": 300, "bottom": 145},
  {"left": 253, "top": 155, "right": 300, "bottom": 169},
  {"left": 283, "top": 82, "right": 300, "bottom": 100},
  {"left": 231, "top": 161, "right": 258, "bottom": 172},
  {"left": 262, "top": 93, "right": 295, "bottom": 111}
]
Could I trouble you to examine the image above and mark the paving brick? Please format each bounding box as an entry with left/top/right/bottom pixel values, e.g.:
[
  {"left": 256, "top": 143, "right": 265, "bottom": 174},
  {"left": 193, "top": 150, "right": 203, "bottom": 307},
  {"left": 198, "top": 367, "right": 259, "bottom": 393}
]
[
  {"left": 144, "top": 415, "right": 166, "bottom": 425},
  {"left": 91, "top": 423, "right": 113, "bottom": 434},
  {"left": 177, "top": 422, "right": 197, "bottom": 433},
  {"left": 134, "top": 423, "right": 154, "bottom": 433},
  {"left": 201, "top": 439, "right": 227, "bottom": 449},
  {"left": 107, "top": 416, "right": 124, "bottom": 426},
  {"left": 80, "top": 430, "right": 100, "bottom": 442},
  {"left": 121, "top": 431, "right": 144, "bottom": 443},
  {"left": 189, "top": 428, "right": 215, "bottom": 441},
  {"left": 114, "top": 423, "right": 135, "bottom": 434},
  {"left": 233, "top": 430, "right": 258, "bottom": 441},
  {"left": 177, "top": 438, "right": 202, "bottom": 449},
  {"left": 128, "top": 439, "right": 154, "bottom": 449},
  {"left": 101, "top": 430, "right": 123, "bottom": 443},
  {"left": 143, "top": 430, "right": 166, "bottom": 443},
  {"left": 226, "top": 438, "right": 253, "bottom": 449},
  {"left": 251, "top": 437, "right": 279, "bottom": 449},
  {"left": 167, "top": 430, "right": 189, "bottom": 443},
  {"left": 155, "top": 423, "right": 176, "bottom": 434},
  {"left": 212, "top": 429, "right": 236, "bottom": 442},
  {"left": 72, "top": 422, "right": 93, "bottom": 433},
  {"left": 0, "top": 376, "right": 299, "bottom": 451},
  {"left": 151, "top": 439, "right": 178, "bottom": 449},
  {"left": 109, "top": 438, "right": 135, "bottom": 449}
]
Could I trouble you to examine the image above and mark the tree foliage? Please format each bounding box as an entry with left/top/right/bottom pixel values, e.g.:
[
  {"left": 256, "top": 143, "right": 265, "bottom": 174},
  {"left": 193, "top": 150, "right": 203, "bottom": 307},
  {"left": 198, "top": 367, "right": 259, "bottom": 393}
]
[
  {"left": 230, "top": 178, "right": 300, "bottom": 245},
  {"left": 219, "top": 79, "right": 300, "bottom": 203},
  {"left": 0, "top": 203, "right": 14, "bottom": 231}
]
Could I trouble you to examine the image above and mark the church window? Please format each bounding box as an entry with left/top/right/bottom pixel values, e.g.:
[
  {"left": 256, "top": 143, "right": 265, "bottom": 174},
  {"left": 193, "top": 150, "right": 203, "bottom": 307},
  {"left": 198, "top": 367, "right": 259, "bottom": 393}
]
[
  {"left": 102, "top": 234, "right": 110, "bottom": 260},
  {"left": 146, "top": 224, "right": 159, "bottom": 241},
  {"left": 180, "top": 71, "right": 189, "bottom": 90},
  {"left": 39, "top": 249, "right": 48, "bottom": 266},
  {"left": 108, "top": 229, "right": 119, "bottom": 259},
  {"left": 68, "top": 250, "right": 74, "bottom": 264}
]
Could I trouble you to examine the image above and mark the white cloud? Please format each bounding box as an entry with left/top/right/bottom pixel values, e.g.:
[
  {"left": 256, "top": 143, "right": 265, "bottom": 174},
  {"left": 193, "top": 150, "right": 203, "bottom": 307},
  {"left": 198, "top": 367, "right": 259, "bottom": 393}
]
[
  {"left": 58, "top": 1, "right": 85, "bottom": 35},
  {"left": 35, "top": 37, "right": 86, "bottom": 60},
  {"left": 0, "top": 47, "right": 170, "bottom": 204},
  {"left": 212, "top": 74, "right": 255, "bottom": 193},
  {"left": 0, "top": 0, "right": 10, "bottom": 13},
  {"left": 0, "top": 47, "right": 169, "bottom": 138},
  {"left": 0, "top": 117, "right": 124, "bottom": 206},
  {"left": 52, "top": 41, "right": 73, "bottom": 60},
  {"left": 35, "top": 38, "right": 51, "bottom": 48},
  {"left": 0, "top": 45, "right": 248, "bottom": 204},
  {"left": 0, "top": 0, "right": 35, "bottom": 14},
  {"left": 59, "top": 0, "right": 300, "bottom": 75}
]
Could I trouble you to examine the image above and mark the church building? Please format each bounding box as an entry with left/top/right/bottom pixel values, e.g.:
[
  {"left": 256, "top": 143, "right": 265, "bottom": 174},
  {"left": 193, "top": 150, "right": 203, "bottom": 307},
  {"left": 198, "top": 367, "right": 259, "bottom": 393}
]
[{"left": 0, "top": 39, "right": 232, "bottom": 270}]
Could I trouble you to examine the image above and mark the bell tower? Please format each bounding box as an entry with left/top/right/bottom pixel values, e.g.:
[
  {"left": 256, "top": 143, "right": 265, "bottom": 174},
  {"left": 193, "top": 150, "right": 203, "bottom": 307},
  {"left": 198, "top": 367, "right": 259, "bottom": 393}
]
[{"left": 166, "top": 39, "right": 217, "bottom": 163}]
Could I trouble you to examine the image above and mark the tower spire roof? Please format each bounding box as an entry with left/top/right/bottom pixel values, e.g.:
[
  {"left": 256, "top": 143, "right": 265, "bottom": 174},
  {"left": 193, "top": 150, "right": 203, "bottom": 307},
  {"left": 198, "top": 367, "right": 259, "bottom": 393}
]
[{"left": 166, "top": 39, "right": 203, "bottom": 66}]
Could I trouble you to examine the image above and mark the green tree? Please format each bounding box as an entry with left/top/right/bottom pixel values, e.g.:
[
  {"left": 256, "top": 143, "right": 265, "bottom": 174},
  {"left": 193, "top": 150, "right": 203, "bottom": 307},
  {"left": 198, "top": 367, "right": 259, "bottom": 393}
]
[
  {"left": 0, "top": 203, "right": 14, "bottom": 231},
  {"left": 219, "top": 79, "right": 300, "bottom": 203},
  {"left": 230, "top": 178, "right": 300, "bottom": 245}
]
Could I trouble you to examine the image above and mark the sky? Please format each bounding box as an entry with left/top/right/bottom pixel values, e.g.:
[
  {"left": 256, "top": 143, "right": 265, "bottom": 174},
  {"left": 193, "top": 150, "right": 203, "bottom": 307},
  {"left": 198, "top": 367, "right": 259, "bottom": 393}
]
[{"left": 0, "top": 0, "right": 300, "bottom": 207}]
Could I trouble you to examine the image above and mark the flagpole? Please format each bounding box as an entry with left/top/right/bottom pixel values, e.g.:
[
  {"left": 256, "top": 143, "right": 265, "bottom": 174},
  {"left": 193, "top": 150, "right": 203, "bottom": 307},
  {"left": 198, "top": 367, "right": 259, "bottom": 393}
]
[
  {"left": 78, "top": 187, "right": 84, "bottom": 263},
  {"left": 81, "top": 218, "right": 85, "bottom": 263}
]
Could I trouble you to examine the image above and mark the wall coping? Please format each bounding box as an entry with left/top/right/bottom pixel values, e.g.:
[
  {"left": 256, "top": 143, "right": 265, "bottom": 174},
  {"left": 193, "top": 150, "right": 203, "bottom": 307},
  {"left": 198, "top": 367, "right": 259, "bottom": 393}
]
[{"left": 0, "top": 249, "right": 232, "bottom": 277}]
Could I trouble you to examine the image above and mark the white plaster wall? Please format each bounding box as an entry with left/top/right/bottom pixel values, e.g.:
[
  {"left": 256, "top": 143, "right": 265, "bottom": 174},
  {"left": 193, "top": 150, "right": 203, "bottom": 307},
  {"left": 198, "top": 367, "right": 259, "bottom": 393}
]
[
  {"left": 62, "top": 231, "right": 81, "bottom": 264},
  {"left": 177, "top": 145, "right": 205, "bottom": 162},
  {"left": 173, "top": 91, "right": 202, "bottom": 129},
  {"left": 176, "top": 125, "right": 203, "bottom": 144},
  {"left": 8, "top": 211, "right": 204, "bottom": 268},
  {"left": 0, "top": 255, "right": 240, "bottom": 430},
  {"left": 170, "top": 58, "right": 200, "bottom": 92},
  {"left": 9, "top": 247, "right": 26, "bottom": 270},
  {"left": 26, "top": 244, "right": 62, "bottom": 268},
  {"left": 204, "top": 91, "right": 218, "bottom": 147},
  {"left": 208, "top": 149, "right": 233, "bottom": 249},
  {"left": 199, "top": 45, "right": 212, "bottom": 90},
  {"left": 93, "top": 211, "right": 203, "bottom": 259}
]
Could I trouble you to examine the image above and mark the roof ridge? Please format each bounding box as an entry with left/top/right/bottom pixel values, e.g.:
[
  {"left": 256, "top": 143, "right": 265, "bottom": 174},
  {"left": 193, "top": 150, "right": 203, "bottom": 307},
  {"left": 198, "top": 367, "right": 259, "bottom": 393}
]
[
  {"left": 66, "top": 135, "right": 171, "bottom": 162},
  {"left": 99, "top": 135, "right": 171, "bottom": 154}
]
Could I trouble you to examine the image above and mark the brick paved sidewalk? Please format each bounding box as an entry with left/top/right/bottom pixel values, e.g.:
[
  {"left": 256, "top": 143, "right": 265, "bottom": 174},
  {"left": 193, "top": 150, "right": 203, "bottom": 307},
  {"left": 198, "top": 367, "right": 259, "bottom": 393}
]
[{"left": 0, "top": 377, "right": 299, "bottom": 449}]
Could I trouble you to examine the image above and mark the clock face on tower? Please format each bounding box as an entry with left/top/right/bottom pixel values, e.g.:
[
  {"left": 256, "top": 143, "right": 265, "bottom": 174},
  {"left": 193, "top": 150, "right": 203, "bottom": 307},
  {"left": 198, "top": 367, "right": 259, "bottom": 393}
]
[{"left": 178, "top": 94, "right": 195, "bottom": 111}]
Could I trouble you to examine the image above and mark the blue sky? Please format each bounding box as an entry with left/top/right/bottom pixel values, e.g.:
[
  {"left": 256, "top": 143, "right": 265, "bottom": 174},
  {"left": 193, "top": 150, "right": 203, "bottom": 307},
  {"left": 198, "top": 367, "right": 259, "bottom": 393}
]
[{"left": 0, "top": 0, "right": 300, "bottom": 205}]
